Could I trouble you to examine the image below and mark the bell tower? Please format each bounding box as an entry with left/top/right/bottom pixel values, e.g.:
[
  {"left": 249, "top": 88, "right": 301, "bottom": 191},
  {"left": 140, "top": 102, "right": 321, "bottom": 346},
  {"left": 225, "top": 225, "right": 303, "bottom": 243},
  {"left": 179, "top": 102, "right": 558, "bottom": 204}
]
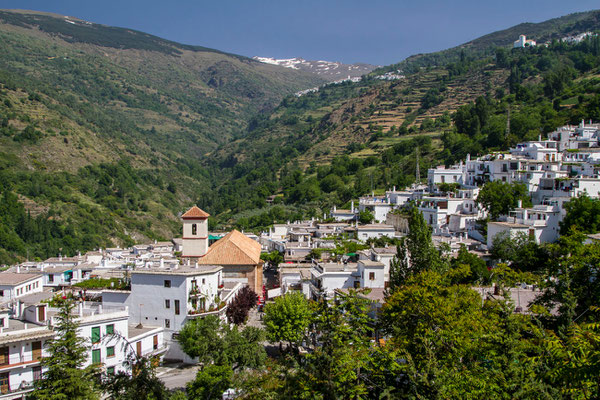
[{"left": 181, "top": 206, "right": 210, "bottom": 258}]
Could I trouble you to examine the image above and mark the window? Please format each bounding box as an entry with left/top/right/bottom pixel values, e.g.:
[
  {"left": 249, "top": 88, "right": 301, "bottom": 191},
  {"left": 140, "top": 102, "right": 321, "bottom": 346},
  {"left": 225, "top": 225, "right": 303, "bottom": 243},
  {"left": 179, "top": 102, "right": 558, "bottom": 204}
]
[
  {"left": 165, "top": 299, "right": 170, "bottom": 309},
  {"left": 174, "top": 300, "right": 180, "bottom": 315},
  {"left": 202, "top": 278, "right": 205, "bottom": 284},
  {"left": 165, "top": 319, "right": 170, "bottom": 329},
  {"left": 106, "top": 366, "right": 115, "bottom": 375},
  {"left": 0, "top": 319, "right": 3, "bottom": 327},
  {"left": 106, "top": 346, "right": 115, "bottom": 358},
  {"left": 32, "top": 366, "right": 42, "bottom": 381},
  {"left": 91, "top": 327, "right": 101, "bottom": 344},
  {"left": 106, "top": 324, "right": 114, "bottom": 335},
  {"left": 48, "top": 275, "right": 54, "bottom": 283},
  {"left": 192, "top": 224, "right": 197, "bottom": 235},
  {"left": 369, "top": 272, "right": 375, "bottom": 281},
  {"left": 92, "top": 349, "right": 101, "bottom": 364},
  {"left": 0, "top": 347, "right": 8, "bottom": 366},
  {"left": 0, "top": 290, "right": 3, "bottom": 296},
  {"left": 164, "top": 280, "right": 171, "bottom": 288}
]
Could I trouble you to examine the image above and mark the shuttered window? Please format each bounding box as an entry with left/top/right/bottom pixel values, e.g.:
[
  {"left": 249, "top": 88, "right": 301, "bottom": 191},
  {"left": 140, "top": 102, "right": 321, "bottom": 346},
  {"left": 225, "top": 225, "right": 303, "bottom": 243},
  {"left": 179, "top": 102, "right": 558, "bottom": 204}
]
[
  {"left": 92, "top": 349, "right": 101, "bottom": 364},
  {"left": 106, "top": 324, "right": 114, "bottom": 335},
  {"left": 91, "top": 327, "right": 101, "bottom": 344}
]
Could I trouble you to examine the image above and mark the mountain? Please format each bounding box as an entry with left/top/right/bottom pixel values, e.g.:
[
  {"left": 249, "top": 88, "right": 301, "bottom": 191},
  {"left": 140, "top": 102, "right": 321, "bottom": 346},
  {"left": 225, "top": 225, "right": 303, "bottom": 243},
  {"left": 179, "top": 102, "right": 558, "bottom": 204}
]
[
  {"left": 253, "top": 57, "right": 378, "bottom": 81},
  {"left": 381, "top": 9, "right": 600, "bottom": 74},
  {"left": 204, "top": 10, "right": 600, "bottom": 230},
  {"left": 0, "top": 9, "right": 325, "bottom": 263}
]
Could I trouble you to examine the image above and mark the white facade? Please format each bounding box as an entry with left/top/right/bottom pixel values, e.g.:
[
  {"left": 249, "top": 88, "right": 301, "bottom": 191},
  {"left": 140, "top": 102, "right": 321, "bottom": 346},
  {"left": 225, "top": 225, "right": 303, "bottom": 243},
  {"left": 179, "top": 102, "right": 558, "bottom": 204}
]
[
  {"left": 0, "top": 275, "right": 44, "bottom": 304},
  {"left": 356, "top": 224, "right": 396, "bottom": 241}
]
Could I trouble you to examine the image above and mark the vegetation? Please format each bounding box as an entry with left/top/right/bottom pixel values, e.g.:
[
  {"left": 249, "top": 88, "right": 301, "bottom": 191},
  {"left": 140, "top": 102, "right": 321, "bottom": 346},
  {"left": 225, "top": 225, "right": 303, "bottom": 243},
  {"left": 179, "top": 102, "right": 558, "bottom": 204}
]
[
  {"left": 32, "top": 299, "right": 100, "bottom": 399},
  {"left": 476, "top": 181, "right": 531, "bottom": 220},
  {"left": 226, "top": 286, "right": 258, "bottom": 325},
  {"left": 263, "top": 292, "right": 313, "bottom": 349}
]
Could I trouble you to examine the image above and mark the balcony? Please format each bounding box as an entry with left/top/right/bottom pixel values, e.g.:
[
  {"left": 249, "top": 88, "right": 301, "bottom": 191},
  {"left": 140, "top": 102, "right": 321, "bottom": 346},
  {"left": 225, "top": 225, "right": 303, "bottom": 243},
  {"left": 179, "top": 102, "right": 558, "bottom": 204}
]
[{"left": 0, "top": 353, "right": 43, "bottom": 372}]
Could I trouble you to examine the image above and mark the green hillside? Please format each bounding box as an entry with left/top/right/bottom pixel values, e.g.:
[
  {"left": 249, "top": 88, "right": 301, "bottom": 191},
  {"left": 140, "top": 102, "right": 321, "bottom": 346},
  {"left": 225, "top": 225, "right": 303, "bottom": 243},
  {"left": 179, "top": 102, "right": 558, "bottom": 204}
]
[
  {"left": 204, "top": 27, "right": 600, "bottom": 230},
  {"left": 0, "top": 9, "right": 325, "bottom": 264}
]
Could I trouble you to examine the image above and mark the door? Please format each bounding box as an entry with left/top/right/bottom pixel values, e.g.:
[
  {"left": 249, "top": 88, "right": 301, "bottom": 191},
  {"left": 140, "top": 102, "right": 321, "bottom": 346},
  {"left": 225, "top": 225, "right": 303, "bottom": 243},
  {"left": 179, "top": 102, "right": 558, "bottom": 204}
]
[
  {"left": 153, "top": 335, "right": 158, "bottom": 351},
  {"left": 32, "top": 341, "right": 42, "bottom": 361},
  {"left": 32, "top": 366, "right": 42, "bottom": 381},
  {"left": 38, "top": 305, "right": 46, "bottom": 322},
  {"left": 0, "top": 372, "right": 8, "bottom": 393},
  {"left": 136, "top": 341, "right": 142, "bottom": 357}
]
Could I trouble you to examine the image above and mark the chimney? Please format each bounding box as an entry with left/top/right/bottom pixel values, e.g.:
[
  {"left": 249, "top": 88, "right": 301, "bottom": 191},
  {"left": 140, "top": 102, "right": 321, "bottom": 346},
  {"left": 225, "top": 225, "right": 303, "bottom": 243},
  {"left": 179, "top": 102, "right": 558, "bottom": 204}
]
[
  {"left": 16, "top": 265, "right": 20, "bottom": 274},
  {"left": 351, "top": 201, "right": 354, "bottom": 212},
  {"left": 517, "top": 199, "right": 522, "bottom": 208}
]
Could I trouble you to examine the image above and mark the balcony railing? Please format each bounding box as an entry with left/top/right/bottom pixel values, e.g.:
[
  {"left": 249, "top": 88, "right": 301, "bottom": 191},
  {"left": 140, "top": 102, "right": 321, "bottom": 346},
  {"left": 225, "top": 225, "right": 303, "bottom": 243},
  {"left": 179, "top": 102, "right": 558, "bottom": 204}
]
[{"left": 0, "top": 353, "right": 43, "bottom": 371}]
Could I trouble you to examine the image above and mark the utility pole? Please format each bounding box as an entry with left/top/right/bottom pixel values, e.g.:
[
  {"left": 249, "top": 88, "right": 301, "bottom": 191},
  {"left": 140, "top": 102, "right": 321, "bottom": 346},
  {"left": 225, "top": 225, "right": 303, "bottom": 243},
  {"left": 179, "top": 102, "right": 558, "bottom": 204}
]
[
  {"left": 505, "top": 106, "right": 511, "bottom": 140},
  {"left": 415, "top": 146, "right": 420, "bottom": 184}
]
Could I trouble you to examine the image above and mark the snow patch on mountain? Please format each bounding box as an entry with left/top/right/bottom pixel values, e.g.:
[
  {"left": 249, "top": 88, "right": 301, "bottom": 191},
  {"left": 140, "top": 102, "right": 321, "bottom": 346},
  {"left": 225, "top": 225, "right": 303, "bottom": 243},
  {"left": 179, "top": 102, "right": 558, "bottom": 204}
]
[{"left": 253, "top": 56, "right": 378, "bottom": 81}]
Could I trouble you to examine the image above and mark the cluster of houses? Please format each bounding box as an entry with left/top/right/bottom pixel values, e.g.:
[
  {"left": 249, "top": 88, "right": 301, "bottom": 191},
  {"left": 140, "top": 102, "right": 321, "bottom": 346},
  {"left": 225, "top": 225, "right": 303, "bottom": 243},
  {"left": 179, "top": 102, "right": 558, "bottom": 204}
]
[
  {"left": 0, "top": 206, "right": 263, "bottom": 398},
  {"left": 513, "top": 32, "right": 597, "bottom": 49},
  {"left": 270, "top": 120, "right": 600, "bottom": 304}
]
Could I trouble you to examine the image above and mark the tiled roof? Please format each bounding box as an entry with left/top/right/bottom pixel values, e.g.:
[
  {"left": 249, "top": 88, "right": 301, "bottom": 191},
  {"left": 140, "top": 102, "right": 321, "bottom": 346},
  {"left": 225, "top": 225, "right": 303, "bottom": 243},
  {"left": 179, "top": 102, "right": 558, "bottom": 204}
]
[
  {"left": 198, "top": 230, "right": 261, "bottom": 265},
  {"left": 182, "top": 206, "right": 210, "bottom": 219}
]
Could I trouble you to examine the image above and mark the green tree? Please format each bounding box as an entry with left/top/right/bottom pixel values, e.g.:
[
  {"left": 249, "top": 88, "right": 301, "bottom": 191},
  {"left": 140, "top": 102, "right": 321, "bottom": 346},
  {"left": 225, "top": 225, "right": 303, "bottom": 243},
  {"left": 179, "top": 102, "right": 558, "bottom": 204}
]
[
  {"left": 477, "top": 181, "right": 531, "bottom": 220},
  {"left": 32, "top": 299, "right": 100, "bottom": 400},
  {"left": 177, "top": 315, "right": 266, "bottom": 370},
  {"left": 358, "top": 209, "right": 374, "bottom": 224},
  {"left": 186, "top": 364, "right": 233, "bottom": 400},
  {"left": 388, "top": 206, "right": 446, "bottom": 291},
  {"left": 104, "top": 355, "right": 168, "bottom": 400},
  {"left": 263, "top": 292, "right": 313, "bottom": 349},
  {"left": 559, "top": 194, "right": 600, "bottom": 234}
]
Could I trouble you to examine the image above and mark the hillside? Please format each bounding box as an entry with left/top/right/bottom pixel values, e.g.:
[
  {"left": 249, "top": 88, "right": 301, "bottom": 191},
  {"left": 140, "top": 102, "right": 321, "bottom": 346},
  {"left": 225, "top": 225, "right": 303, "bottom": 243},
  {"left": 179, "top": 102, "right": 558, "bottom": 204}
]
[
  {"left": 204, "top": 21, "right": 600, "bottom": 230},
  {"left": 0, "top": 9, "right": 325, "bottom": 264}
]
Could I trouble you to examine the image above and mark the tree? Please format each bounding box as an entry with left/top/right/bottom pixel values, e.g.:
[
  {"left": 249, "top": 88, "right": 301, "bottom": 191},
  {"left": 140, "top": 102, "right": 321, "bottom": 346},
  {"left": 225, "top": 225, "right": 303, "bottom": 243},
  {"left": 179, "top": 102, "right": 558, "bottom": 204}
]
[
  {"left": 32, "top": 299, "right": 100, "bottom": 400},
  {"left": 451, "top": 244, "right": 490, "bottom": 283},
  {"left": 388, "top": 206, "right": 446, "bottom": 291},
  {"left": 358, "top": 209, "right": 374, "bottom": 224},
  {"left": 177, "top": 315, "right": 266, "bottom": 370},
  {"left": 177, "top": 315, "right": 222, "bottom": 364},
  {"left": 490, "top": 231, "right": 550, "bottom": 273},
  {"left": 186, "top": 364, "right": 233, "bottom": 400},
  {"left": 559, "top": 194, "right": 600, "bottom": 234},
  {"left": 477, "top": 181, "right": 531, "bottom": 220},
  {"left": 104, "top": 355, "right": 168, "bottom": 400},
  {"left": 263, "top": 292, "right": 313, "bottom": 349},
  {"left": 226, "top": 286, "right": 258, "bottom": 325}
]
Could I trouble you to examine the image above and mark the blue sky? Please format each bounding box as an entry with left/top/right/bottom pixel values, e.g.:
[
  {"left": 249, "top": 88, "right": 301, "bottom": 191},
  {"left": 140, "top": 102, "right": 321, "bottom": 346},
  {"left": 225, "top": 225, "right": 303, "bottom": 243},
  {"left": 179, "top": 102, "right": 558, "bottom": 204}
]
[{"left": 1, "top": 0, "right": 598, "bottom": 65}]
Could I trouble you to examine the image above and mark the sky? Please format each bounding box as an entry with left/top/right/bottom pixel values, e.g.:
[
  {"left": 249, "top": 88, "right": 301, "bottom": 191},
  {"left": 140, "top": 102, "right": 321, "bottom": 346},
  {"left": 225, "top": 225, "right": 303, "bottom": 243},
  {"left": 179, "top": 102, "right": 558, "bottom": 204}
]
[{"left": 0, "top": 0, "right": 599, "bottom": 65}]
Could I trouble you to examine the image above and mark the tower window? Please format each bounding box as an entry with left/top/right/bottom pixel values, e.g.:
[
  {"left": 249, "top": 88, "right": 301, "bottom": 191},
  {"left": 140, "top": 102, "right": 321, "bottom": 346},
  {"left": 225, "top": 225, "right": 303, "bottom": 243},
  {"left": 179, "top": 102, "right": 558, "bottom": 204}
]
[{"left": 192, "top": 224, "right": 197, "bottom": 235}]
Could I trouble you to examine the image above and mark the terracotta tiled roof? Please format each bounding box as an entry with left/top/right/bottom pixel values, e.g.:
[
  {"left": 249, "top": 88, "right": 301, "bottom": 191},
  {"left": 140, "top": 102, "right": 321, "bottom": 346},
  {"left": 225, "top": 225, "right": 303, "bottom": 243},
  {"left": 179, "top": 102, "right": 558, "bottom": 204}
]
[
  {"left": 182, "top": 206, "right": 210, "bottom": 219},
  {"left": 198, "top": 230, "right": 261, "bottom": 265}
]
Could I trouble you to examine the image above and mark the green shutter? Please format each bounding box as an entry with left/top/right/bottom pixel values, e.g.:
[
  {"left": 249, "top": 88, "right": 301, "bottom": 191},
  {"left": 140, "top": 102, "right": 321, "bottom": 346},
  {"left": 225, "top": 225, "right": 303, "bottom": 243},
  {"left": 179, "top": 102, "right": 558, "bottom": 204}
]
[
  {"left": 92, "top": 349, "right": 101, "bottom": 364},
  {"left": 106, "top": 324, "right": 114, "bottom": 335},
  {"left": 107, "top": 366, "right": 115, "bottom": 375},
  {"left": 106, "top": 346, "right": 115, "bottom": 358},
  {"left": 91, "top": 327, "right": 100, "bottom": 343}
]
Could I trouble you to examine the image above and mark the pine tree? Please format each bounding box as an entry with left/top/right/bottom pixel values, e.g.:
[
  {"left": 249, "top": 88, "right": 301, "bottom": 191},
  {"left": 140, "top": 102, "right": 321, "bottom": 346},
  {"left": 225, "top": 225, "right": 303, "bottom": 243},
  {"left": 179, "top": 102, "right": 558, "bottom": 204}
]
[{"left": 32, "top": 299, "right": 100, "bottom": 400}]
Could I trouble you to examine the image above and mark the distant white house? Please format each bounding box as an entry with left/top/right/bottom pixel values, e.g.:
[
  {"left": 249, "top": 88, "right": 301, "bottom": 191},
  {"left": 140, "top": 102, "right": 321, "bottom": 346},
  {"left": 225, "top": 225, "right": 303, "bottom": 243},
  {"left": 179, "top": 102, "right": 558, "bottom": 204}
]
[{"left": 514, "top": 35, "right": 536, "bottom": 48}]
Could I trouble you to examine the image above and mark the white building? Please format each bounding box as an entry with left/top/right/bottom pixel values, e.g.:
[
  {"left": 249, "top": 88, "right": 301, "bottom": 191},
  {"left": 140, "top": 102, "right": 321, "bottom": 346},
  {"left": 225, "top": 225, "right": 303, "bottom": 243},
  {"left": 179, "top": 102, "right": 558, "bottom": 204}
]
[
  {"left": 309, "top": 259, "right": 386, "bottom": 299},
  {"left": 514, "top": 35, "right": 536, "bottom": 48},
  {"left": 0, "top": 274, "right": 44, "bottom": 304},
  {"left": 356, "top": 224, "right": 396, "bottom": 241},
  {"left": 358, "top": 196, "right": 392, "bottom": 223}
]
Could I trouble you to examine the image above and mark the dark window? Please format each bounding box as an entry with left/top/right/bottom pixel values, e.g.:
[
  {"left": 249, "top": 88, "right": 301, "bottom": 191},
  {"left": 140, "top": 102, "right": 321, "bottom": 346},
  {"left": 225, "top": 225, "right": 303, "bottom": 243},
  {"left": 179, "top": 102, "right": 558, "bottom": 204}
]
[
  {"left": 153, "top": 335, "right": 158, "bottom": 350},
  {"left": 33, "top": 366, "right": 42, "bottom": 381},
  {"left": 165, "top": 299, "right": 170, "bottom": 309},
  {"left": 369, "top": 272, "right": 375, "bottom": 280},
  {"left": 174, "top": 300, "right": 180, "bottom": 315},
  {"left": 48, "top": 274, "right": 54, "bottom": 283},
  {"left": 91, "top": 327, "right": 101, "bottom": 344},
  {"left": 165, "top": 319, "right": 170, "bottom": 329},
  {"left": 192, "top": 224, "right": 197, "bottom": 235},
  {"left": 164, "top": 280, "right": 171, "bottom": 288},
  {"left": 0, "top": 290, "right": 3, "bottom": 296},
  {"left": 0, "top": 347, "right": 8, "bottom": 366}
]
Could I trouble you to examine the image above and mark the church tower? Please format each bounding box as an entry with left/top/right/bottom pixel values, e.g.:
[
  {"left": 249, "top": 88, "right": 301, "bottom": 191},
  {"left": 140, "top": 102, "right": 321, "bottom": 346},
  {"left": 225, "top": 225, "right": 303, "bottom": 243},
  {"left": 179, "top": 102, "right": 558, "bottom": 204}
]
[{"left": 181, "top": 206, "right": 210, "bottom": 258}]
